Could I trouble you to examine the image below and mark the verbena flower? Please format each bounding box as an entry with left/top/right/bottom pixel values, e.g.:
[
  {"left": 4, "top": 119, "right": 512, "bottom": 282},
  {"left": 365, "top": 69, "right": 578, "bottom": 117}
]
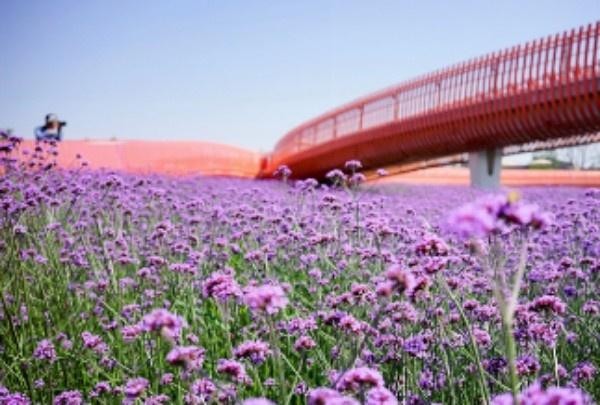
[
  {"left": 378, "top": 265, "right": 415, "bottom": 296},
  {"left": 344, "top": 160, "right": 363, "bottom": 172},
  {"left": 202, "top": 271, "right": 240, "bottom": 302},
  {"left": 491, "top": 381, "right": 592, "bottom": 404},
  {"left": 53, "top": 390, "right": 83, "bottom": 405},
  {"left": 81, "top": 331, "right": 108, "bottom": 354},
  {"left": 166, "top": 346, "right": 205, "bottom": 370},
  {"left": 447, "top": 193, "right": 551, "bottom": 239},
  {"left": 571, "top": 362, "right": 597, "bottom": 384},
  {"left": 124, "top": 377, "right": 149, "bottom": 399},
  {"left": 308, "top": 388, "right": 358, "bottom": 405},
  {"left": 243, "top": 284, "right": 288, "bottom": 315},
  {"left": 216, "top": 359, "right": 249, "bottom": 383},
  {"left": 0, "top": 388, "right": 31, "bottom": 405},
  {"left": 33, "top": 339, "right": 56, "bottom": 363},
  {"left": 365, "top": 387, "right": 398, "bottom": 405},
  {"left": 273, "top": 165, "right": 292, "bottom": 179},
  {"left": 233, "top": 340, "right": 271, "bottom": 364},
  {"left": 529, "top": 295, "right": 567, "bottom": 315},
  {"left": 141, "top": 308, "right": 187, "bottom": 342},
  {"left": 294, "top": 335, "right": 317, "bottom": 352},
  {"left": 325, "top": 169, "right": 347, "bottom": 184},
  {"left": 336, "top": 367, "right": 384, "bottom": 392}
]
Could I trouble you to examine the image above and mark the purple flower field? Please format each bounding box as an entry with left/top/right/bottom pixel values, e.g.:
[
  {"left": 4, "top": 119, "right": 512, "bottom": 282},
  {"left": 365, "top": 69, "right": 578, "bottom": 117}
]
[{"left": 0, "top": 136, "right": 599, "bottom": 404}]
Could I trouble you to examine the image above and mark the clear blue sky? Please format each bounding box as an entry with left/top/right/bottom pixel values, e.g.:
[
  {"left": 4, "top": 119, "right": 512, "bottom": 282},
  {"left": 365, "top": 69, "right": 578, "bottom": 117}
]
[{"left": 1, "top": 1, "right": 598, "bottom": 151}]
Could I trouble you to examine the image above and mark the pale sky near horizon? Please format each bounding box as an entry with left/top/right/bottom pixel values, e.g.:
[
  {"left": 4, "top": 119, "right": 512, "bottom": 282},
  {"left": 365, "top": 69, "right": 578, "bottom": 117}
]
[{"left": 1, "top": 1, "right": 598, "bottom": 153}]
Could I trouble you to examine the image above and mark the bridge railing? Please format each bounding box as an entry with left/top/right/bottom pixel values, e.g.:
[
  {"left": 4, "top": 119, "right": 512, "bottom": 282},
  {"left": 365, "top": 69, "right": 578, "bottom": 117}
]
[{"left": 269, "top": 21, "right": 600, "bottom": 169}]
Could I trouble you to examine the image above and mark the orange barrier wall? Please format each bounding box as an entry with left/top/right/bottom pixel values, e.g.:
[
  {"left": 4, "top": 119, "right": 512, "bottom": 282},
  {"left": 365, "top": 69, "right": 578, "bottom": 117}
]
[
  {"left": 5, "top": 140, "right": 599, "bottom": 186},
  {"left": 375, "top": 167, "right": 600, "bottom": 187},
  {"left": 15, "top": 140, "right": 261, "bottom": 177}
]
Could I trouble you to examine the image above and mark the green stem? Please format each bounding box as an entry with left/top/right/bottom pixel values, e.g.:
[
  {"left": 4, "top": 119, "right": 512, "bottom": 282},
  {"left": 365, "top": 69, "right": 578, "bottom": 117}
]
[
  {"left": 502, "top": 315, "right": 520, "bottom": 404},
  {"left": 267, "top": 317, "right": 285, "bottom": 401},
  {"left": 438, "top": 275, "right": 490, "bottom": 404},
  {"left": 552, "top": 345, "right": 560, "bottom": 386}
]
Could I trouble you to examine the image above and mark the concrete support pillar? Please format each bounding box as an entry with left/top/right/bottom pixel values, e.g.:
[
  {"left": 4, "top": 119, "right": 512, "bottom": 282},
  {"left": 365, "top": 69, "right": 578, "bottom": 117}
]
[{"left": 469, "top": 148, "right": 502, "bottom": 189}]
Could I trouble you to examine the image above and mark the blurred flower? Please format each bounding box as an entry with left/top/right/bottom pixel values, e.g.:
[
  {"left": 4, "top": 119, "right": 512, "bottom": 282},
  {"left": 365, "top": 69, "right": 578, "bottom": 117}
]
[
  {"left": 81, "top": 331, "right": 108, "bottom": 354},
  {"left": 447, "top": 194, "right": 551, "bottom": 239},
  {"left": 217, "top": 359, "right": 249, "bottom": 383},
  {"left": 529, "top": 295, "right": 566, "bottom": 316},
  {"left": 124, "top": 377, "right": 149, "bottom": 399},
  {"left": 365, "top": 387, "right": 398, "bottom": 405},
  {"left": 307, "top": 388, "right": 359, "bottom": 405},
  {"left": 243, "top": 284, "right": 288, "bottom": 315},
  {"left": 202, "top": 271, "right": 240, "bottom": 302},
  {"left": 294, "top": 335, "right": 317, "bottom": 352},
  {"left": 345, "top": 160, "right": 363, "bottom": 172},
  {"left": 571, "top": 362, "right": 597, "bottom": 384},
  {"left": 33, "top": 339, "right": 56, "bottom": 363},
  {"left": 491, "top": 381, "right": 592, "bottom": 404},
  {"left": 53, "top": 390, "right": 83, "bottom": 405},
  {"left": 376, "top": 168, "right": 388, "bottom": 177},
  {"left": 273, "top": 165, "right": 292, "bottom": 179},
  {"left": 326, "top": 169, "right": 347, "bottom": 184},
  {"left": 234, "top": 340, "right": 271, "bottom": 364},
  {"left": 166, "top": 346, "right": 205, "bottom": 370},
  {"left": 336, "top": 367, "right": 384, "bottom": 392},
  {"left": 242, "top": 398, "right": 275, "bottom": 405},
  {"left": 141, "top": 308, "right": 187, "bottom": 342},
  {"left": 381, "top": 265, "right": 415, "bottom": 296}
]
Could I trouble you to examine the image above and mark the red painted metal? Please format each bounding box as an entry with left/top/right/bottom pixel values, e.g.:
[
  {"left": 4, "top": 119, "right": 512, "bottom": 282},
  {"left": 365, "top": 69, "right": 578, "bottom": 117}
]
[{"left": 262, "top": 21, "right": 600, "bottom": 179}]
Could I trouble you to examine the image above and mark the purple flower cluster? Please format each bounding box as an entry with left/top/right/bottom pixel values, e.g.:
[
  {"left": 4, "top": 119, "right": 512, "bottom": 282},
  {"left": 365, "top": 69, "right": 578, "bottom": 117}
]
[
  {"left": 234, "top": 340, "right": 271, "bottom": 364},
  {"left": 492, "top": 382, "right": 592, "bottom": 404},
  {"left": 33, "top": 339, "right": 56, "bottom": 363},
  {"left": 141, "top": 308, "right": 187, "bottom": 342},
  {"left": 202, "top": 270, "right": 241, "bottom": 302},
  {"left": 0, "top": 142, "right": 598, "bottom": 403},
  {"left": 446, "top": 193, "right": 551, "bottom": 239},
  {"left": 166, "top": 345, "right": 205, "bottom": 370},
  {"left": 243, "top": 284, "right": 288, "bottom": 315}
]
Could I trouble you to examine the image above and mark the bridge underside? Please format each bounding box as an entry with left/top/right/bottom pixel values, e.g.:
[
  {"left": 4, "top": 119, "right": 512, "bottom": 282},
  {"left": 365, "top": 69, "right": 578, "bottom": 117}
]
[{"left": 362, "top": 132, "right": 600, "bottom": 179}]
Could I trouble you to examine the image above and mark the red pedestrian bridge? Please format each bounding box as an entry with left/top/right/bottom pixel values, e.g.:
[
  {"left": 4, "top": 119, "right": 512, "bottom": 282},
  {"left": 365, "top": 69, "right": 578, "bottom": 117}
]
[
  {"left": 5, "top": 21, "right": 600, "bottom": 187},
  {"left": 260, "top": 21, "right": 600, "bottom": 187}
]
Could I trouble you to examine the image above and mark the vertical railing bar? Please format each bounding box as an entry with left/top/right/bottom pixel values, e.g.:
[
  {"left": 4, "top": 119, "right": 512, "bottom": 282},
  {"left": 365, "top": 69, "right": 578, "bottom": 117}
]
[
  {"left": 440, "top": 69, "right": 447, "bottom": 107},
  {"left": 527, "top": 39, "right": 536, "bottom": 89},
  {"left": 457, "top": 62, "right": 466, "bottom": 104},
  {"left": 541, "top": 36, "right": 550, "bottom": 87},
  {"left": 582, "top": 23, "right": 591, "bottom": 75},
  {"left": 513, "top": 44, "right": 522, "bottom": 91},
  {"left": 592, "top": 22, "right": 599, "bottom": 93},
  {"left": 474, "top": 56, "right": 483, "bottom": 100},
  {"left": 535, "top": 39, "right": 543, "bottom": 85},
  {"left": 463, "top": 61, "right": 470, "bottom": 103},
  {"left": 520, "top": 43, "right": 529, "bottom": 93},
  {"left": 457, "top": 62, "right": 465, "bottom": 106},
  {"left": 594, "top": 21, "right": 600, "bottom": 74},
  {"left": 564, "top": 29, "right": 574, "bottom": 83},
  {"left": 551, "top": 33, "right": 559, "bottom": 84},
  {"left": 574, "top": 25, "right": 583, "bottom": 79},
  {"left": 415, "top": 79, "right": 423, "bottom": 117},
  {"left": 467, "top": 59, "right": 475, "bottom": 102},
  {"left": 492, "top": 51, "right": 500, "bottom": 97},
  {"left": 579, "top": 24, "right": 594, "bottom": 130}
]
